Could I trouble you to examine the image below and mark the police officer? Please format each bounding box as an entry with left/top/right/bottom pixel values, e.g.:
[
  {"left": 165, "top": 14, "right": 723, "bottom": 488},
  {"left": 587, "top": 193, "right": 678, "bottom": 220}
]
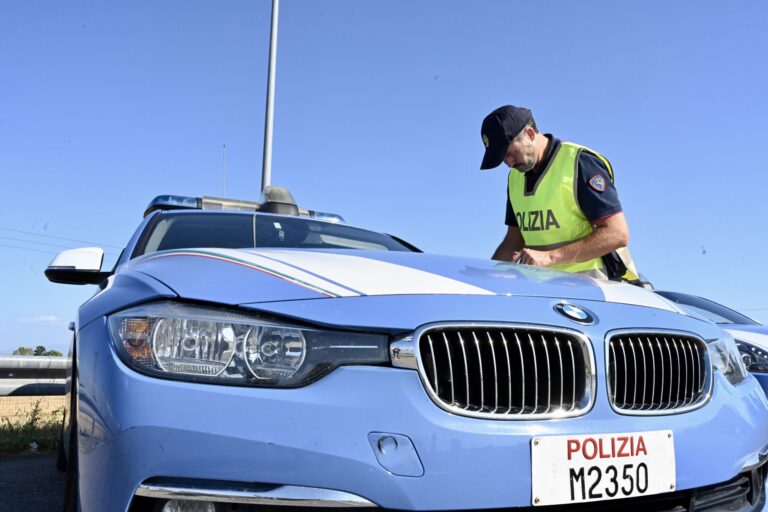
[{"left": 480, "top": 105, "right": 639, "bottom": 281}]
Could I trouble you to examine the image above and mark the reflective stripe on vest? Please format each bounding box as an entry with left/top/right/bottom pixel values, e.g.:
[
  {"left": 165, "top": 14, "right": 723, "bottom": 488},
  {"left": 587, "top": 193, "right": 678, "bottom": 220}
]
[{"left": 508, "top": 142, "right": 605, "bottom": 274}]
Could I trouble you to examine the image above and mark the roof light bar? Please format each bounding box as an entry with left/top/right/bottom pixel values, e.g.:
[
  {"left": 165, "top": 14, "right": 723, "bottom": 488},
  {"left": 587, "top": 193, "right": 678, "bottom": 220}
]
[
  {"left": 144, "top": 195, "right": 201, "bottom": 217},
  {"left": 310, "top": 211, "right": 345, "bottom": 223},
  {"left": 145, "top": 194, "right": 275, "bottom": 218},
  {"left": 144, "top": 188, "right": 345, "bottom": 224},
  {"left": 200, "top": 196, "right": 263, "bottom": 212}
]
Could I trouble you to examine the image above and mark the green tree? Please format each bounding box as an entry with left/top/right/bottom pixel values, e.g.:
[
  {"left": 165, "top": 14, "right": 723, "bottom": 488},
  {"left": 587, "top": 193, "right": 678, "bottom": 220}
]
[{"left": 11, "top": 345, "right": 63, "bottom": 356}]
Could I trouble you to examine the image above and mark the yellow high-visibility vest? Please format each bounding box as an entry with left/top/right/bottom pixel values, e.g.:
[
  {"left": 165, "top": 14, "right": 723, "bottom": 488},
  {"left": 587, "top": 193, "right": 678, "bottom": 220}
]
[{"left": 508, "top": 141, "right": 639, "bottom": 281}]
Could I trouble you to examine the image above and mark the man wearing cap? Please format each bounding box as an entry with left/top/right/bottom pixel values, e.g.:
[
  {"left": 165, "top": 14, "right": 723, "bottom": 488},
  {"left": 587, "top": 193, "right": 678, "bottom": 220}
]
[{"left": 480, "top": 105, "right": 639, "bottom": 282}]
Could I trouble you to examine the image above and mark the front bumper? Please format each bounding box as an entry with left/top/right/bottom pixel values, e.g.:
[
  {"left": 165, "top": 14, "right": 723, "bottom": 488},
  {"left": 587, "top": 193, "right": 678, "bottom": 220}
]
[
  {"left": 75, "top": 319, "right": 768, "bottom": 512},
  {"left": 131, "top": 462, "right": 767, "bottom": 511}
]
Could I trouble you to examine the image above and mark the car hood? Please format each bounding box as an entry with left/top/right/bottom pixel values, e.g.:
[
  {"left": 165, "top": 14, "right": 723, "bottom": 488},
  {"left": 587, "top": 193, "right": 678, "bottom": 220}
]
[
  {"left": 123, "top": 248, "right": 682, "bottom": 313},
  {"left": 724, "top": 325, "right": 768, "bottom": 349}
]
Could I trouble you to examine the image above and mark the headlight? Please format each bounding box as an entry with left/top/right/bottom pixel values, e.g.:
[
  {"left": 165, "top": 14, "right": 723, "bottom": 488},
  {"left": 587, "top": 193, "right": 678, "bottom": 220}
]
[
  {"left": 109, "top": 301, "right": 389, "bottom": 387},
  {"left": 735, "top": 340, "right": 768, "bottom": 373},
  {"left": 708, "top": 332, "right": 749, "bottom": 385}
]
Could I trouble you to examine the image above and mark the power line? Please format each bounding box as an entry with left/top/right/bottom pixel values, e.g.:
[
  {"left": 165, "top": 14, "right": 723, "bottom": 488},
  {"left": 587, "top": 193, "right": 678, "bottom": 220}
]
[
  {"left": 0, "top": 243, "right": 119, "bottom": 258},
  {"left": 0, "top": 236, "right": 119, "bottom": 256},
  {"left": 0, "top": 234, "right": 87, "bottom": 250},
  {"left": 0, "top": 226, "right": 123, "bottom": 249},
  {"left": 0, "top": 243, "right": 60, "bottom": 255}
]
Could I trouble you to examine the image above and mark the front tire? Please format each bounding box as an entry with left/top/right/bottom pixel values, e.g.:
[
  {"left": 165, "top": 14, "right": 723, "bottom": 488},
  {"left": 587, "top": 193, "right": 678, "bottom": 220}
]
[{"left": 62, "top": 416, "right": 79, "bottom": 512}]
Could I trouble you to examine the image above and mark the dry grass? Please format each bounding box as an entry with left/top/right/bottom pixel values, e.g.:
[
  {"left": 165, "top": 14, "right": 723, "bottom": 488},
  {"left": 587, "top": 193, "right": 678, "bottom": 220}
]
[
  {"left": 0, "top": 396, "right": 65, "bottom": 422},
  {"left": 0, "top": 396, "right": 65, "bottom": 454}
]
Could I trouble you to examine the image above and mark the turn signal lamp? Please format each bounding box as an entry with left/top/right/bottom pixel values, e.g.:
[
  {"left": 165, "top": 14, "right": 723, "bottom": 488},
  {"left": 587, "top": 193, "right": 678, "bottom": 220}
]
[{"left": 119, "top": 318, "right": 152, "bottom": 364}]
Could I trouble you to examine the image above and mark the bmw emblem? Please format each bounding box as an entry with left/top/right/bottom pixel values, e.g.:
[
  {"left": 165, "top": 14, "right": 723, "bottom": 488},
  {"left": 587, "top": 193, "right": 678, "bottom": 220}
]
[{"left": 554, "top": 303, "right": 595, "bottom": 324}]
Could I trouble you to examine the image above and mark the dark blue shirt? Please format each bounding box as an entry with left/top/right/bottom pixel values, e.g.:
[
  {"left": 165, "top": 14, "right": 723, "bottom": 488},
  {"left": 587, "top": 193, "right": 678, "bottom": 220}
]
[{"left": 505, "top": 135, "right": 622, "bottom": 226}]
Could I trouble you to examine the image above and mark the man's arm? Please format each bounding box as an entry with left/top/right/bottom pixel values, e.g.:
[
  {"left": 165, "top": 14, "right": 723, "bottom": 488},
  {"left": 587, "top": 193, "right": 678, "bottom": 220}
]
[
  {"left": 512, "top": 212, "right": 629, "bottom": 267},
  {"left": 492, "top": 225, "right": 525, "bottom": 261}
]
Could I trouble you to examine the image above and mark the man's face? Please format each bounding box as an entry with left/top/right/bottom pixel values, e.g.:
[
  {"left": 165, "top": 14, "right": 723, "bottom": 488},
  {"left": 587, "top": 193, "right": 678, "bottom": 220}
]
[{"left": 504, "top": 128, "right": 537, "bottom": 173}]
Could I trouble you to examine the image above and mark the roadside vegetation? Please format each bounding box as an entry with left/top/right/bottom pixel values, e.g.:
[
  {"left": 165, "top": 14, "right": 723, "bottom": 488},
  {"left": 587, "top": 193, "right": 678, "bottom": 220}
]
[
  {"left": 11, "top": 345, "right": 63, "bottom": 356},
  {"left": 0, "top": 398, "right": 63, "bottom": 454}
]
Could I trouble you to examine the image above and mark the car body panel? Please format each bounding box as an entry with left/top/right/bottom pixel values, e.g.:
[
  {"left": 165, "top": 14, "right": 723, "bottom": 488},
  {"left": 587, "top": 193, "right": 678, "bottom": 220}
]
[
  {"left": 58, "top": 210, "right": 768, "bottom": 511},
  {"left": 78, "top": 271, "right": 177, "bottom": 328},
  {"left": 655, "top": 290, "right": 768, "bottom": 397},
  {"left": 241, "top": 294, "right": 717, "bottom": 338},
  {"left": 725, "top": 325, "right": 768, "bottom": 341},
  {"left": 725, "top": 327, "right": 768, "bottom": 396},
  {"left": 122, "top": 247, "right": 681, "bottom": 311},
  {"left": 755, "top": 374, "right": 768, "bottom": 396},
  {"left": 75, "top": 318, "right": 768, "bottom": 512}
]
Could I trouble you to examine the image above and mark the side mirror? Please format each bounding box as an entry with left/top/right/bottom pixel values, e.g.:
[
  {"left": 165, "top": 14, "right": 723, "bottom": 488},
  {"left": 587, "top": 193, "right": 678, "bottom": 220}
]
[{"left": 45, "top": 248, "right": 111, "bottom": 285}]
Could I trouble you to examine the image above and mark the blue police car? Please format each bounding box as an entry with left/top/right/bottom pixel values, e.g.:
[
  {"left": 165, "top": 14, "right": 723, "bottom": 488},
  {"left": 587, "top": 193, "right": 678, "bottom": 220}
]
[
  {"left": 48, "top": 189, "right": 768, "bottom": 511},
  {"left": 656, "top": 290, "right": 768, "bottom": 397}
]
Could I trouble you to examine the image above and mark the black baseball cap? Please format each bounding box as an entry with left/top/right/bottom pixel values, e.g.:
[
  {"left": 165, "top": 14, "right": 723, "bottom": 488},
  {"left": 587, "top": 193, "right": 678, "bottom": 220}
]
[{"left": 480, "top": 105, "right": 533, "bottom": 169}]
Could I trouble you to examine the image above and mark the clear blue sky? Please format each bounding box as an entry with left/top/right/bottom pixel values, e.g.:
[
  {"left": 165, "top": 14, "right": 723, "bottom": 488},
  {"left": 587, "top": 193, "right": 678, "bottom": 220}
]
[{"left": 1, "top": 0, "right": 766, "bottom": 354}]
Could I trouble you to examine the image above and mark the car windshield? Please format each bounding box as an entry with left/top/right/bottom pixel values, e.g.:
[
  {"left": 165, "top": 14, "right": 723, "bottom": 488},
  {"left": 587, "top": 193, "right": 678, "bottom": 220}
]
[
  {"left": 133, "top": 212, "right": 413, "bottom": 257},
  {"left": 656, "top": 291, "right": 759, "bottom": 325}
]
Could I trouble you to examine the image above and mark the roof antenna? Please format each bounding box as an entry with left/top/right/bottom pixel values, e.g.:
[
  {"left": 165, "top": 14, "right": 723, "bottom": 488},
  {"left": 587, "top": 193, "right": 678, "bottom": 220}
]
[{"left": 261, "top": 0, "right": 280, "bottom": 193}]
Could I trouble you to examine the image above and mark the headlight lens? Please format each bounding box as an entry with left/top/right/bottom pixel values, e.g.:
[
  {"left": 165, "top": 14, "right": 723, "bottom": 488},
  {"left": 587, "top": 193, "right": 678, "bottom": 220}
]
[
  {"left": 708, "top": 332, "right": 749, "bottom": 385},
  {"left": 735, "top": 340, "right": 768, "bottom": 373},
  {"left": 109, "top": 301, "right": 389, "bottom": 387},
  {"left": 245, "top": 326, "right": 306, "bottom": 380}
]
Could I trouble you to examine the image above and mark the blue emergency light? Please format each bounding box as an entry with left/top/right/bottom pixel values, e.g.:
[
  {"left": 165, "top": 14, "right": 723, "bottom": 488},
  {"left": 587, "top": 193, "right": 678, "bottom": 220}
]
[{"left": 144, "top": 188, "right": 345, "bottom": 224}]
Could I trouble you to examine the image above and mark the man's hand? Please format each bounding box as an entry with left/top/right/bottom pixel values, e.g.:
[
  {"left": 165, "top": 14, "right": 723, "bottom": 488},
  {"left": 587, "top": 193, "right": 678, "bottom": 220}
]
[
  {"left": 508, "top": 213, "right": 630, "bottom": 269},
  {"left": 511, "top": 248, "right": 555, "bottom": 267},
  {"left": 492, "top": 226, "right": 525, "bottom": 261}
]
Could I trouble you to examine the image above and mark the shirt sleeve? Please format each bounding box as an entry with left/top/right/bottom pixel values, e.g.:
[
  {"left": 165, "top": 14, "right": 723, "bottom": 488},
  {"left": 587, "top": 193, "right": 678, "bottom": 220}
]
[
  {"left": 505, "top": 186, "right": 518, "bottom": 226},
  {"left": 576, "top": 151, "right": 623, "bottom": 222}
]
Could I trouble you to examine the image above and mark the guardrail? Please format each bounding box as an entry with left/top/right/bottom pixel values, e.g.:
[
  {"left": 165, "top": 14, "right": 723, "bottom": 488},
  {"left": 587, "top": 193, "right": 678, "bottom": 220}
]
[{"left": 0, "top": 356, "right": 69, "bottom": 396}]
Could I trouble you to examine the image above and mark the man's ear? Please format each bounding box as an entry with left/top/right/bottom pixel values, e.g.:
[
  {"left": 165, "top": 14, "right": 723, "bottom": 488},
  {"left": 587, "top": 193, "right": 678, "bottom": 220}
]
[{"left": 524, "top": 125, "right": 536, "bottom": 140}]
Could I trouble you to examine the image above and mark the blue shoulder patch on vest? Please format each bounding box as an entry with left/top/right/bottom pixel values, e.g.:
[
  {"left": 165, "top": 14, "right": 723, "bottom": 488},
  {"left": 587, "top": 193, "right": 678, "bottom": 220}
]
[{"left": 588, "top": 174, "right": 606, "bottom": 193}]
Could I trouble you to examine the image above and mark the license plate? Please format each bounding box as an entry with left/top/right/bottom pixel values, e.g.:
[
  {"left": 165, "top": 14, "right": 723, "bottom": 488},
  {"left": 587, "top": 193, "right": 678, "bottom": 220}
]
[{"left": 531, "top": 430, "right": 676, "bottom": 506}]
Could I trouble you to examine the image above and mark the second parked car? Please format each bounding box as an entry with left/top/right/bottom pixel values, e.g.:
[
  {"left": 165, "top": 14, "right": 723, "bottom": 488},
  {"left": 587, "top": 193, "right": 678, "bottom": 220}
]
[{"left": 656, "top": 290, "right": 768, "bottom": 395}]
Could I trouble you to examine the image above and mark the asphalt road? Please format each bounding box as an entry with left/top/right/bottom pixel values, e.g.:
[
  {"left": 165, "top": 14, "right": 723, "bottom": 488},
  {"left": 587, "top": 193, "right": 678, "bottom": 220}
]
[{"left": 0, "top": 453, "right": 64, "bottom": 512}]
